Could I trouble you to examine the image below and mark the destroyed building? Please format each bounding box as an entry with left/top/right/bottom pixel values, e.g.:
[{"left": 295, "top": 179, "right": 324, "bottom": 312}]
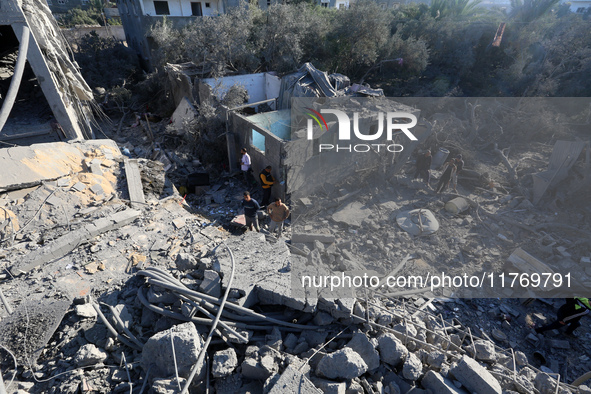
[
  {"left": 0, "top": 0, "right": 97, "bottom": 143},
  {"left": 2, "top": 4, "right": 591, "bottom": 391}
]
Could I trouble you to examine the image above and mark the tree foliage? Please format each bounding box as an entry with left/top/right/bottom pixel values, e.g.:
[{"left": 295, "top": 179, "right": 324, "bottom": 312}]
[{"left": 144, "top": 0, "right": 591, "bottom": 97}]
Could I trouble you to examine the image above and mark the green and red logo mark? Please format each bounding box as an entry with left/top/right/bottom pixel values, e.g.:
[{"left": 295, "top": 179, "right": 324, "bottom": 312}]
[{"left": 305, "top": 108, "right": 328, "bottom": 131}]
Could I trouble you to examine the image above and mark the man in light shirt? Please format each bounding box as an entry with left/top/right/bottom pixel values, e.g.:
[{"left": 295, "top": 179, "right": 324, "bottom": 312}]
[
  {"left": 240, "top": 148, "right": 254, "bottom": 186},
  {"left": 267, "top": 197, "right": 290, "bottom": 237}
]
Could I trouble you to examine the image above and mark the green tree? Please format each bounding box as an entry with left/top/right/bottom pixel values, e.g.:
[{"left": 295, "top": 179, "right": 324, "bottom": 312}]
[{"left": 429, "top": 0, "right": 484, "bottom": 19}]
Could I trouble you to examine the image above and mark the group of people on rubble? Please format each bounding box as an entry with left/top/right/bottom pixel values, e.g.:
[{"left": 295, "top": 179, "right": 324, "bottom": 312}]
[
  {"left": 239, "top": 148, "right": 290, "bottom": 236},
  {"left": 413, "top": 148, "right": 464, "bottom": 194}
]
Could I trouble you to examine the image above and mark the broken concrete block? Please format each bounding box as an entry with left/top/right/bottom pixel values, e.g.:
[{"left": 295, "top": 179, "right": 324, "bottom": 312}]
[
  {"left": 421, "top": 370, "right": 463, "bottom": 394},
  {"left": 514, "top": 351, "right": 528, "bottom": 366},
  {"left": 283, "top": 333, "right": 298, "bottom": 350},
  {"left": 147, "top": 286, "right": 177, "bottom": 304},
  {"left": 172, "top": 217, "right": 186, "bottom": 229},
  {"left": 212, "top": 348, "right": 238, "bottom": 378},
  {"left": 313, "top": 312, "right": 334, "bottom": 326},
  {"left": 402, "top": 352, "right": 423, "bottom": 381},
  {"left": 266, "top": 327, "right": 282, "bottom": 350},
  {"left": 346, "top": 333, "right": 380, "bottom": 371},
  {"left": 534, "top": 372, "right": 560, "bottom": 394},
  {"left": 90, "top": 183, "right": 104, "bottom": 196},
  {"left": 152, "top": 378, "right": 187, "bottom": 394},
  {"left": 332, "top": 201, "right": 369, "bottom": 227},
  {"left": 450, "top": 355, "right": 501, "bottom": 394},
  {"left": 141, "top": 322, "right": 205, "bottom": 379},
  {"left": 241, "top": 357, "right": 272, "bottom": 381},
  {"left": 396, "top": 209, "right": 439, "bottom": 236},
  {"left": 426, "top": 351, "right": 446, "bottom": 370},
  {"left": 75, "top": 304, "right": 97, "bottom": 319},
  {"left": 377, "top": 333, "right": 408, "bottom": 367},
  {"left": 72, "top": 182, "right": 87, "bottom": 192},
  {"left": 392, "top": 322, "right": 418, "bottom": 340},
  {"left": 513, "top": 374, "right": 536, "bottom": 394},
  {"left": 311, "top": 378, "right": 346, "bottom": 394},
  {"left": 199, "top": 270, "right": 222, "bottom": 298},
  {"left": 316, "top": 348, "right": 368, "bottom": 380},
  {"left": 74, "top": 344, "right": 107, "bottom": 367},
  {"left": 473, "top": 339, "right": 497, "bottom": 362},
  {"left": 291, "top": 233, "right": 335, "bottom": 244},
  {"left": 550, "top": 339, "right": 570, "bottom": 349},
  {"left": 266, "top": 365, "right": 322, "bottom": 394}
]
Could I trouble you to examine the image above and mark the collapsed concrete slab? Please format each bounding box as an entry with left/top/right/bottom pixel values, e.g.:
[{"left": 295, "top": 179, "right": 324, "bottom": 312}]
[
  {"left": 0, "top": 140, "right": 120, "bottom": 192},
  {"left": 213, "top": 231, "right": 316, "bottom": 312},
  {"left": 11, "top": 208, "right": 141, "bottom": 276},
  {"left": 450, "top": 355, "right": 502, "bottom": 394},
  {"left": 0, "top": 298, "right": 70, "bottom": 364},
  {"left": 1, "top": 0, "right": 97, "bottom": 140}
]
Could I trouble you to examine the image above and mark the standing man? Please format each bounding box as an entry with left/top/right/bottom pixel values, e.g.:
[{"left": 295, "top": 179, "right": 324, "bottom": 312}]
[
  {"left": 267, "top": 197, "right": 290, "bottom": 237},
  {"left": 259, "top": 166, "right": 275, "bottom": 207},
  {"left": 241, "top": 191, "right": 260, "bottom": 232},
  {"left": 240, "top": 148, "right": 254, "bottom": 186},
  {"left": 536, "top": 298, "right": 591, "bottom": 337},
  {"left": 452, "top": 154, "right": 464, "bottom": 193},
  {"left": 414, "top": 149, "right": 432, "bottom": 188},
  {"left": 436, "top": 159, "right": 457, "bottom": 194}
]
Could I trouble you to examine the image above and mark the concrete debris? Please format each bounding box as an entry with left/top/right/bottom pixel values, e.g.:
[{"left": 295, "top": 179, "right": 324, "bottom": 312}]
[
  {"left": 74, "top": 344, "right": 108, "bottom": 367},
  {"left": 141, "top": 322, "right": 206, "bottom": 379},
  {"left": 0, "top": 110, "right": 587, "bottom": 394},
  {"left": 267, "top": 365, "right": 322, "bottom": 394},
  {"left": 396, "top": 209, "right": 439, "bottom": 236},
  {"left": 421, "top": 370, "right": 464, "bottom": 394},
  {"left": 473, "top": 339, "right": 497, "bottom": 362},
  {"left": 346, "top": 333, "right": 380, "bottom": 371},
  {"left": 377, "top": 333, "right": 408, "bottom": 367},
  {"left": 402, "top": 352, "right": 423, "bottom": 380},
  {"left": 315, "top": 347, "right": 368, "bottom": 380},
  {"left": 212, "top": 348, "right": 238, "bottom": 378},
  {"left": 450, "top": 355, "right": 502, "bottom": 394},
  {"left": 75, "top": 304, "right": 97, "bottom": 319}
]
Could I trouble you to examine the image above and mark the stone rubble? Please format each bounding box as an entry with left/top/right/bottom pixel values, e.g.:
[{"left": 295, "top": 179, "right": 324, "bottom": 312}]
[{"left": 0, "top": 135, "right": 589, "bottom": 394}]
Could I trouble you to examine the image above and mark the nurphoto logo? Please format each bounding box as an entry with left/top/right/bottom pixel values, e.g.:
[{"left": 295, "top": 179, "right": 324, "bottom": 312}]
[{"left": 305, "top": 108, "right": 419, "bottom": 153}]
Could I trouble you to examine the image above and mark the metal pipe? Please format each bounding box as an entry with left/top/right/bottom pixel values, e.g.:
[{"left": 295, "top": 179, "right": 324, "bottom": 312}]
[
  {"left": 181, "top": 242, "right": 237, "bottom": 394},
  {"left": 0, "top": 26, "right": 30, "bottom": 133}
]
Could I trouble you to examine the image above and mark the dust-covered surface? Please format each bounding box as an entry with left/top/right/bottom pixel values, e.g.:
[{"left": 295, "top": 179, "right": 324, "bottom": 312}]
[
  {"left": 288, "top": 97, "right": 591, "bottom": 299},
  {"left": 1, "top": 49, "right": 591, "bottom": 393}
]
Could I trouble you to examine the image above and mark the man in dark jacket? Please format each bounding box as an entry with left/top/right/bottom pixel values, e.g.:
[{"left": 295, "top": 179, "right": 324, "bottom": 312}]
[
  {"left": 536, "top": 298, "right": 591, "bottom": 336},
  {"left": 452, "top": 154, "right": 464, "bottom": 193},
  {"left": 436, "top": 159, "right": 457, "bottom": 194},
  {"left": 259, "top": 166, "right": 275, "bottom": 207},
  {"left": 414, "top": 149, "right": 432, "bottom": 188},
  {"left": 241, "top": 191, "right": 260, "bottom": 232}
]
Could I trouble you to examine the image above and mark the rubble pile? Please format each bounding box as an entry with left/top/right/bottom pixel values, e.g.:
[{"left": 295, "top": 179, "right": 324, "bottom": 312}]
[{"left": 0, "top": 122, "right": 590, "bottom": 393}]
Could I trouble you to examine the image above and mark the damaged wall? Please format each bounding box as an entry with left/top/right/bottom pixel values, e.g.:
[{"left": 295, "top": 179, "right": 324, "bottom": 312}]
[
  {"left": 228, "top": 110, "right": 286, "bottom": 198},
  {"left": 199, "top": 72, "right": 281, "bottom": 109}
]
